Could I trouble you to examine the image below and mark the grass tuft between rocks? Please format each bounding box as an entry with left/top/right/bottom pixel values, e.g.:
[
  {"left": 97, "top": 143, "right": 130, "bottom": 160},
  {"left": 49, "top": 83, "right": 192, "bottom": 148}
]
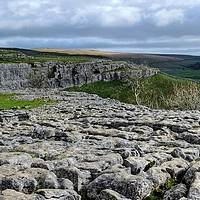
[{"left": 145, "top": 177, "right": 178, "bottom": 200}]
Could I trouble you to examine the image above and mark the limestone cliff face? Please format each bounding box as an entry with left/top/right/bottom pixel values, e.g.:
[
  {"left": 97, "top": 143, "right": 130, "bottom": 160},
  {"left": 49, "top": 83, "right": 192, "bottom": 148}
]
[
  {"left": 0, "top": 63, "right": 32, "bottom": 89},
  {"left": 0, "top": 60, "right": 159, "bottom": 89}
]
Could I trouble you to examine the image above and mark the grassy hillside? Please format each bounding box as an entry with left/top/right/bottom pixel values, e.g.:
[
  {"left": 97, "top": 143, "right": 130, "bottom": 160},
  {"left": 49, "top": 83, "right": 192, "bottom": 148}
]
[{"left": 66, "top": 73, "right": 199, "bottom": 110}]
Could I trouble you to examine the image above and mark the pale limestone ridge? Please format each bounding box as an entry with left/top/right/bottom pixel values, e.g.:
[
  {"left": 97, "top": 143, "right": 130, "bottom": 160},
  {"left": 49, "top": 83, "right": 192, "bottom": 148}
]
[{"left": 0, "top": 60, "right": 158, "bottom": 89}]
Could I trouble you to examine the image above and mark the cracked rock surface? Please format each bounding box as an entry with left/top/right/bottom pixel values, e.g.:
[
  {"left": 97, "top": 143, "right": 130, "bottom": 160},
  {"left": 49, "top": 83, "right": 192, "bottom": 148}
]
[{"left": 0, "top": 90, "right": 200, "bottom": 199}]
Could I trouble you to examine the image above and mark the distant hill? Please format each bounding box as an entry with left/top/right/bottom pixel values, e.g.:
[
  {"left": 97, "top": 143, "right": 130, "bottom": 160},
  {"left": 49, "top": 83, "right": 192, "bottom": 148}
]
[{"left": 34, "top": 48, "right": 180, "bottom": 62}]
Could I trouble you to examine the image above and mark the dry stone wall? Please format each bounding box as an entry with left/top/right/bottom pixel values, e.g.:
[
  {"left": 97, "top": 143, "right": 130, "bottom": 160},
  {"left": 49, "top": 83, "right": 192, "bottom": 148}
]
[{"left": 0, "top": 60, "right": 159, "bottom": 89}]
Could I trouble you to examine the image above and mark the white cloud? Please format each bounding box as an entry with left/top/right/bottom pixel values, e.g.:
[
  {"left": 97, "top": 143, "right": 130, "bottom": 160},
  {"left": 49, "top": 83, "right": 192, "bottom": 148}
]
[
  {"left": 124, "top": 0, "right": 200, "bottom": 8},
  {"left": 149, "top": 3, "right": 162, "bottom": 11},
  {"left": 100, "top": 7, "right": 142, "bottom": 27},
  {"left": 70, "top": 8, "right": 89, "bottom": 26},
  {"left": 165, "top": 0, "right": 200, "bottom": 8},
  {"left": 7, "top": 1, "right": 39, "bottom": 16},
  {"left": 154, "top": 9, "right": 185, "bottom": 26}
]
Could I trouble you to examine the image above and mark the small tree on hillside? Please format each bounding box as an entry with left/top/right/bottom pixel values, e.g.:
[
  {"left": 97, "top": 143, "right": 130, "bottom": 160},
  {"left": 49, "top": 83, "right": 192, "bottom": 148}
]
[{"left": 123, "top": 64, "right": 150, "bottom": 105}]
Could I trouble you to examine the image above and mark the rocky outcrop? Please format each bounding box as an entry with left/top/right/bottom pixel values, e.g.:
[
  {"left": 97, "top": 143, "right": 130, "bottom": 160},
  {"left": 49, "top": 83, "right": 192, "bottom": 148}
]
[
  {"left": 0, "top": 60, "right": 159, "bottom": 89},
  {"left": 0, "top": 89, "right": 200, "bottom": 199}
]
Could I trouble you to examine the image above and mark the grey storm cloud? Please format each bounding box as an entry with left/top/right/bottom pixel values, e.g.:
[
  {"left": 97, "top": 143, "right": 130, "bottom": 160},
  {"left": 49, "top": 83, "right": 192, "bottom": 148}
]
[{"left": 0, "top": 0, "right": 200, "bottom": 55}]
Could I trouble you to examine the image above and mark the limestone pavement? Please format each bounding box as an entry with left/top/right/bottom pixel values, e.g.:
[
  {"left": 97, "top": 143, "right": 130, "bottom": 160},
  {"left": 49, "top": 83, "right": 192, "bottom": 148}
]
[{"left": 0, "top": 89, "right": 200, "bottom": 200}]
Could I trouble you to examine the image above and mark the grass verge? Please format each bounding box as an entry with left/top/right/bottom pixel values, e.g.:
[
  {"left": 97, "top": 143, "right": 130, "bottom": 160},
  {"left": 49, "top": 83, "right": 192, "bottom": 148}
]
[{"left": 0, "top": 94, "right": 50, "bottom": 110}]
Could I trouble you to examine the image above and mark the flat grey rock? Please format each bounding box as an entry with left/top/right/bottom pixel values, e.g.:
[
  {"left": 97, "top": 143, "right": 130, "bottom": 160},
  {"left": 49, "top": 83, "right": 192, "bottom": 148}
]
[
  {"left": 37, "top": 189, "right": 81, "bottom": 200},
  {"left": 0, "top": 189, "right": 45, "bottom": 200},
  {"left": 0, "top": 152, "right": 32, "bottom": 168}
]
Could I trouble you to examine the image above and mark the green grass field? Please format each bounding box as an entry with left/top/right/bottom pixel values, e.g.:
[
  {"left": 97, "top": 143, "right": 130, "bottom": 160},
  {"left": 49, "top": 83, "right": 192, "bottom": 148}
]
[{"left": 0, "top": 94, "right": 50, "bottom": 110}]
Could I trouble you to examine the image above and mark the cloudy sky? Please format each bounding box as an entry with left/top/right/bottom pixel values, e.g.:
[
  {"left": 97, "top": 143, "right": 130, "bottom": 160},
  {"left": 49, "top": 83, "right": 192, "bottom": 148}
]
[{"left": 0, "top": 0, "right": 200, "bottom": 55}]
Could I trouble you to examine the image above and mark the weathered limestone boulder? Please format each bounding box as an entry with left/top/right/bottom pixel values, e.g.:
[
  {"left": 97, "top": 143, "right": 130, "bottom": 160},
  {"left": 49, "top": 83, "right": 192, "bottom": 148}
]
[
  {"left": 0, "top": 164, "right": 37, "bottom": 194},
  {"left": 171, "top": 147, "right": 198, "bottom": 162},
  {"left": 123, "top": 156, "right": 149, "bottom": 175},
  {"left": 183, "top": 167, "right": 197, "bottom": 185},
  {"left": 160, "top": 158, "right": 189, "bottom": 179},
  {"left": 0, "top": 166, "right": 61, "bottom": 194},
  {"left": 98, "top": 189, "right": 131, "bottom": 200},
  {"left": 55, "top": 166, "right": 91, "bottom": 191},
  {"left": 163, "top": 184, "right": 187, "bottom": 200},
  {"left": 87, "top": 172, "right": 152, "bottom": 200},
  {"left": 22, "top": 168, "right": 59, "bottom": 189},
  {"left": 187, "top": 172, "right": 200, "bottom": 200},
  {"left": 176, "top": 132, "right": 200, "bottom": 145},
  {"left": 146, "top": 166, "right": 171, "bottom": 187}
]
